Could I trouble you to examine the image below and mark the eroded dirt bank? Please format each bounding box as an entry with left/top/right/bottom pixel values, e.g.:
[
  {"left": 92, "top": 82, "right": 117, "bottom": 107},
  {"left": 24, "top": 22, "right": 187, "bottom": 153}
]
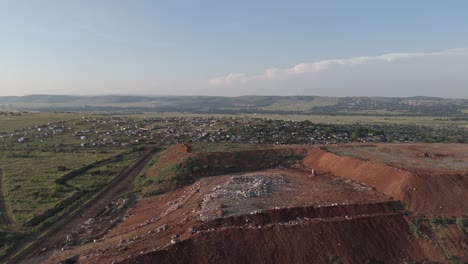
[
  {"left": 303, "top": 147, "right": 468, "bottom": 216},
  {"left": 190, "top": 147, "right": 307, "bottom": 177},
  {"left": 121, "top": 203, "right": 421, "bottom": 264},
  {"left": 193, "top": 201, "right": 402, "bottom": 232}
]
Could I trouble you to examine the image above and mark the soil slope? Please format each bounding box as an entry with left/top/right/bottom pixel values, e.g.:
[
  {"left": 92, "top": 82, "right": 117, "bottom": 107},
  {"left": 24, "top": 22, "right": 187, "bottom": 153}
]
[
  {"left": 31, "top": 143, "right": 468, "bottom": 263},
  {"left": 123, "top": 204, "right": 421, "bottom": 264},
  {"left": 303, "top": 146, "right": 468, "bottom": 216}
]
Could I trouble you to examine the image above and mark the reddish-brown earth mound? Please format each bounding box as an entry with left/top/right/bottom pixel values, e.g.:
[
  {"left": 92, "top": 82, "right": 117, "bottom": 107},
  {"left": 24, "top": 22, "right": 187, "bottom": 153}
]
[
  {"left": 123, "top": 203, "right": 421, "bottom": 264},
  {"left": 190, "top": 147, "right": 307, "bottom": 177},
  {"left": 157, "top": 144, "right": 192, "bottom": 166},
  {"left": 30, "top": 143, "right": 467, "bottom": 263},
  {"left": 303, "top": 146, "right": 468, "bottom": 216}
]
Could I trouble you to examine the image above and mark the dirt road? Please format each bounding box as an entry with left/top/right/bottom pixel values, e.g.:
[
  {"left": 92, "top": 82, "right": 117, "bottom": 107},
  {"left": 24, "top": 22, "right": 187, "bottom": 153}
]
[{"left": 9, "top": 146, "right": 159, "bottom": 264}]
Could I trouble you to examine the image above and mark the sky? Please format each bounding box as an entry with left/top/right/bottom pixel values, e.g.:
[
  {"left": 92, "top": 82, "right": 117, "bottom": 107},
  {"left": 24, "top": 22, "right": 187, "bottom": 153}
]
[{"left": 0, "top": 1, "right": 467, "bottom": 98}]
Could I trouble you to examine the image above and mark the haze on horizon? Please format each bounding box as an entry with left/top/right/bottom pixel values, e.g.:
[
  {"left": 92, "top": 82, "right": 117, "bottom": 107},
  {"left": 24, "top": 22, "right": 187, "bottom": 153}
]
[{"left": 1, "top": 1, "right": 468, "bottom": 99}]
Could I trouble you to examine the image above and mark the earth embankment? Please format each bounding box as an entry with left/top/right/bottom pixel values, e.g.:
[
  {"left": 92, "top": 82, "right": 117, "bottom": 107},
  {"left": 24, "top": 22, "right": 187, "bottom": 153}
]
[
  {"left": 122, "top": 202, "right": 422, "bottom": 264},
  {"left": 303, "top": 147, "right": 468, "bottom": 216}
]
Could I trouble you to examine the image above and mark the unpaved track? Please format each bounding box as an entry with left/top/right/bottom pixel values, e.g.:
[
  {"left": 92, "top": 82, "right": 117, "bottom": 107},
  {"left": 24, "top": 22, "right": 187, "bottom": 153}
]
[
  {"left": 0, "top": 167, "right": 14, "bottom": 230},
  {"left": 9, "top": 146, "right": 159, "bottom": 264},
  {"left": 46, "top": 176, "right": 228, "bottom": 264}
]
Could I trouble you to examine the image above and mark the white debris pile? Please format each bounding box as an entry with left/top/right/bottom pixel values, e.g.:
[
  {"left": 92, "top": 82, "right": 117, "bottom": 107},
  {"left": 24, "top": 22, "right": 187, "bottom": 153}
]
[
  {"left": 199, "top": 174, "right": 286, "bottom": 221},
  {"left": 80, "top": 218, "right": 95, "bottom": 229},
  {"left": 232, "top": 176, "right": 271, "bottom": 197}
]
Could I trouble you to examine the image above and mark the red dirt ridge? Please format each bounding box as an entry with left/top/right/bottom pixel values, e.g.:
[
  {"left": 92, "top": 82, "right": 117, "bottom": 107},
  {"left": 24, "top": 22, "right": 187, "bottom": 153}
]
[
  {"left": 303, "top": 146, "right": 468, "bottom": 216},
  {"left": 29, "top": 143, "right": 468, "bottom": 263}
]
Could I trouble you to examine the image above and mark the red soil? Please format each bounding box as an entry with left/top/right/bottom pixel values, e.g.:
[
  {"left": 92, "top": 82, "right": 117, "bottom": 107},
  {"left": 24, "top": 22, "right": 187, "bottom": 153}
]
[
  {"left": 122, "top": 208, "right": 422, "bottom": 264},
  {"left": 303, "top": 147, "right": 468, "bottom": 216},
  {"left": 191, "top": 147, "right": 307, "bottom": 177},
  {"left": 38, "top": 143, "right": 468, "bottom": 263},
  {"left": 417, "top": 224, "right": 468, "bottom": 262},
  {"left": 47, "top": 168, "right": 393, "bottom": 264},
  {"left": 157, "top": 144, "right": 192, "bottom": 167},
  {"left": 326, "top": 143, "right": 468, "bottom": 174}
]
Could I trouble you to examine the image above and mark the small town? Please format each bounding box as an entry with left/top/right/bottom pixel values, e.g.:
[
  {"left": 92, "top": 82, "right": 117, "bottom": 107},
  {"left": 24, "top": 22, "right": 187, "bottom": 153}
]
[{"left": 1, "top": 115, "right": 465, "bottom": 152}]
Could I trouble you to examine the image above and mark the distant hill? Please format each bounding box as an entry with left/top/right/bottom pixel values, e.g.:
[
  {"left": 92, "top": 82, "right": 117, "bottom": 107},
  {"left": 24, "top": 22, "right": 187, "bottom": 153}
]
[{"left": 0, "top": 95, "right": 467, "bottom": 116}]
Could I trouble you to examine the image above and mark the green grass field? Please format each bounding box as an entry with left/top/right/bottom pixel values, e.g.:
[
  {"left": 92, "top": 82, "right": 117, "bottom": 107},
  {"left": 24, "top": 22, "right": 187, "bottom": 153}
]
[
  {"left": 0, "top": 149, "right": 138, "bottom": 259},
  {"left": 260, "top": 97, "right": 339, "bottom": 112},
  {"left": 0, "top": 112, "right": 81, "bottom": 133},
  {"left": 190, "top": 142, "right": 273, "bottom": 153},
  {"left": 66, "top": 151, "right": 139, "bottom": 192},
  {"left": 0, "top": 150, "right": 127, "bottom": 227},
  {"left": 0, "top": 111, "right": 141, "bottom": 260}
]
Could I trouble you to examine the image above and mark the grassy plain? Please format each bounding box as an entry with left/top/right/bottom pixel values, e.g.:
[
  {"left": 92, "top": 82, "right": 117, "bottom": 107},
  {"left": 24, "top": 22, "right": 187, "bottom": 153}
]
[
  {"left": 0, "top": 147, "right": 138, "bottom": 259},
  {"left": 190, "top": 142, "right": 272, "bottom": 153},
  {"left": 66, "top": 151, "right": 139, "bottom": 192},
  {"left": 259, "top": 97, "right": 339, "bottom": 112},
  {"left": 0, "top": 113, "right": 141, "bottom": 233},
  {"left": 0, "top": 112, "right": 81, "bottom": 133},
  {"left": 0, "top": 150, "right": 129, "bottom": 227}
]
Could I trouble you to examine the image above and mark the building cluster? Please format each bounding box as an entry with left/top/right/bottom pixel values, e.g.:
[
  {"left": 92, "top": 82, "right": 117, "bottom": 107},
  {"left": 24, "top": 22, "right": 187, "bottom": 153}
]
[{"left": 1, "top": 115, "right": 463, "bottom": 149}]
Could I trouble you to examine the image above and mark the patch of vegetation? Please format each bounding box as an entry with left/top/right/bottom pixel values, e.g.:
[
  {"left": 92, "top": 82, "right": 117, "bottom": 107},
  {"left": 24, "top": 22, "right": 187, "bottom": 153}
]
[
  {"left": 96, "top": 192, "right": 138, "bottom": 219},
  {"left": 279, "top": 152, "right": 303, "bottom": 163},
  {"left": 190, "top": 142, "right": 264, "bottom": 153},
  {"left": 25, "top": 190, "right": 89, "bottom": 230},
  {"left": 135, "top": 144, "right": 305, "bottom": 198},
  {"left": 410, "top": 218, "right": 430, "bottom": 238},
  {"left": 447, "top": 255, "right": 463, "bottom": 264},
  {"left": 0, "top": 231, "right": 28, "bottom": 260},
  {"left": 132, "top": 149, "right": 188, "bottom": 196},
  {"left": 429, "top": 217, "right": 451, "bottom": 228},
  {"left": 3, "top": 96, "right": 467, "bottom": 117},
  {"left": 409, "top": 217, "right": 465, "bottom": 240},
  {"left": 1, "top": 150, "right": 128, "bottom": 226},
  {"left": 455, "top": 217, "right": 468, "bottom": 231},
  {"left": 63, "top": 238, "right": 79, "bottom": 247},
  {"left": 171, "top": 156, "right": 199, "bottom": 186},
  {"left": 0, "top": 112, "right": 80, "bottom": 133},
  {"left": 6, "top": 153, "right": 36, "bottom": 159},
  {"left": 138, "top": 156, "right": 197, "bottom": 197},
  {"left": 54, "top": 154, "right": 125, "bottom": 185}
]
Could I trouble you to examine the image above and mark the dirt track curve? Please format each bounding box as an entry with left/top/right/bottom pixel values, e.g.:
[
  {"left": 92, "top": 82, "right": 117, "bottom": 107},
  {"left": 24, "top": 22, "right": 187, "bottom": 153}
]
[{"left": 9, "top": 146, "right": 159, "bottom": 264}]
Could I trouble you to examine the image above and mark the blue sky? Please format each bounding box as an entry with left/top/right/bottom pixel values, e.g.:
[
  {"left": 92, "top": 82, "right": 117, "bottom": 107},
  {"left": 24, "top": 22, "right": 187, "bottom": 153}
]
[{"left": 1, "top": 1, "right": 467, "bottom": 98}]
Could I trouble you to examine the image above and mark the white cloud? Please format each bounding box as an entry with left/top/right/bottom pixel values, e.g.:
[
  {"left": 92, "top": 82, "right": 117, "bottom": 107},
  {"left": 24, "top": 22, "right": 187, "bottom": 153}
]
[
  {"left": 209, "top": 48, "right": 468, "bottom": 86},
  {"left": 209, "top": 72, "right": 248, "bottom": 86}
]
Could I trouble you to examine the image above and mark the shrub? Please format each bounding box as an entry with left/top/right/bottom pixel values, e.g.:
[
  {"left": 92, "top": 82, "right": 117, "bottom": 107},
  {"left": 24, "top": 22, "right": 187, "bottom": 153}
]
[
  {"left": 410, "top": 218, "right": 429, "bottom": 238},
  {"left": 57, "top": 165, "right": 69, "bottom": 172},
  {"left": 429, "top": 217, "right": 449, "bottom": 227},
  {"left": 455, "top": 217, "right": 468, "bottom": 231},
  {"left": 447, "top": 255, "right": 463, "bottom": 264}
]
